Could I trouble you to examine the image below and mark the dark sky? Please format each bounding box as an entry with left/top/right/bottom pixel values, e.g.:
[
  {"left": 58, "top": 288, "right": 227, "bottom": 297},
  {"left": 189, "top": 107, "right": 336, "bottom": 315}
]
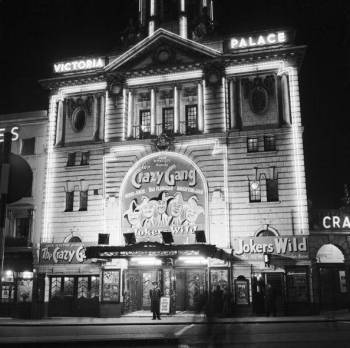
[{"left": 1, "top": 0, "right": 350, "bottom": 209}]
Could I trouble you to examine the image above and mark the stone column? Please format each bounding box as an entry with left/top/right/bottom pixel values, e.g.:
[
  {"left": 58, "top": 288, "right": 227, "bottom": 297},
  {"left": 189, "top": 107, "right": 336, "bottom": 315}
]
[
  {"left": 127, "top": 90, "right": 134, "bottom": 138},
  {"left": 229, "top": 78, "right": 239, "bottom": 129},
  {"left": 174, "top": 85, "right": 179, "bottom": 134},
  {"left": 281, "top": 74, "right": 291, "bottom": 125},
  {"left": 179, "top": 0, "right": 187, "bottom": 39},
  {"left": 99, "top": 94, "right": 105, "bottom": 141},
  {"left": 93, "top": 95, "right": 100, "bottom": 141},
  {"left": 149, "top": 0, "right": 156, "bottom": 36},
  {"left": 197, "top": 81, "right": 204, "bottom": 132},
  {"left": 151, "top": 88, "right": 156, "bottom": 135},
  {"left": 55, "top": 99, "right": 64, "bottom": 146}
]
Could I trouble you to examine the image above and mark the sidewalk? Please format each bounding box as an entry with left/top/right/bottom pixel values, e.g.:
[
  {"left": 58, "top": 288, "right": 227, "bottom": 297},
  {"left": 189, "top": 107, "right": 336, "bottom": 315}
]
[{"left": 1, "top": 310, "right": 350, "bottom": 326}]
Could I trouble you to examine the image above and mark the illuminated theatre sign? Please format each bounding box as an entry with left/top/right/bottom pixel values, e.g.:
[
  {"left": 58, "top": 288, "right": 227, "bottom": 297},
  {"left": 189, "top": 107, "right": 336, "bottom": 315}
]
[
  {"left": 230, "top": 31, "right": 287, "bottom": 50},
  {"left": 121, "top": 153, "right": 206, "bottom": 244},
  {"left": 53, "top": 57, "right": 105, "bottom": 73},
  {"left": 0, "top": 126, "right": 19, "bottom": 142},
  {"left": 40, "top": 243, "right": 86, "bottom": 264},
  {"left": 233, "top": 236, "right": 308, "bottom": 259}
]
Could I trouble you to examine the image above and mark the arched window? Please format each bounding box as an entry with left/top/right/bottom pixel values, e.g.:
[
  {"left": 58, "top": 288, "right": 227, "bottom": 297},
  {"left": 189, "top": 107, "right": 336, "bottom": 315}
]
[
  {"left": 255, "top": 226, "right": 279, "bottom": 237},
  {"left": 316, "top": 244, "right": 344, "bottom": 263},
  {"left": 68, "top": 236, "right": 82, "bottom": 243}
]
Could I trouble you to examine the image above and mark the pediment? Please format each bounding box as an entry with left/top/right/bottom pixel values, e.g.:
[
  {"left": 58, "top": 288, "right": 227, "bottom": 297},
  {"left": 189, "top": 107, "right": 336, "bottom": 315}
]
[{"left": 106, "top": 29, "right": 221, "bottom": 73}]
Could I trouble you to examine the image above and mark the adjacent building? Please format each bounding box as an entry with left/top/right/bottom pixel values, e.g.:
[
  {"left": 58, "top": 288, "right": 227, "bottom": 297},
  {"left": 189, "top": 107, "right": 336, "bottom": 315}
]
[{"left": 0, "top": 110, "right": 47, "bottom": 317}]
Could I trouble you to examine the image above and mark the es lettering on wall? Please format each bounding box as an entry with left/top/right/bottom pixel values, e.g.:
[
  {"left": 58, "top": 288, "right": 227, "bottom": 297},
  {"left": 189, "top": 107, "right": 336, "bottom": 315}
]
[
  {"left": 233, "top": 236, "right": 308, "bottom": 259},
  {"left": 54, "top": 58, "right": 105, "bottom": 73},
  {"left": 121, "top": 153, "right": 206, "bottom": 244},
  {"left": 39, "top": 243, "right": 86, "bottom": 264},
  {"left": 230, "top": 31, "right": 287, "bottom": 50},
  {"left": 0, "top": 127, "right": 19, "bottom": 142}
]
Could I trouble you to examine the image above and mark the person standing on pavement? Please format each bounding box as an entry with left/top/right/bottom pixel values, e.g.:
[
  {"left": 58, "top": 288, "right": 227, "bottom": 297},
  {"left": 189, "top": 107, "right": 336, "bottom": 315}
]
[
  {"left": 150, "top": 281, "right": 162, "bottom": 320},
  {"left": 264, "top": 283, "right": 276, "bottom": 316}
]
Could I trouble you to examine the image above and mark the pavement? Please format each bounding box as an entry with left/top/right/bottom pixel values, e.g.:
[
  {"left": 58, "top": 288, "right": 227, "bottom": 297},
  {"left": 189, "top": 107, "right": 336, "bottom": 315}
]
[{"left": 1, "top": 309, "right": 350, "bottom": 326}]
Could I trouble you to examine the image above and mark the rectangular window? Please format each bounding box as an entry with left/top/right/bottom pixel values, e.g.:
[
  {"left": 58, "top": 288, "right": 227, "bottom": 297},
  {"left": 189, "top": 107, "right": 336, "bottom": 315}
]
[
  {"left": 80, "top": 152, "right": 90, "bottom": 166},
  {"left": 67, "top": 153, "right": 76, "bottom": 166},
  {"left": 264, "top": 135, "right": 276, "bottom": 151},
  {"left": 65, "top": 191, "right": 74, "bottom": 212},
  {"left": 140, "top": 109, "right": 151, "bottom": 138},
  {"left": 98, "top": 233, "right": 110, "bottom": 245},
  {"left": 162, "top": 107, "right": 174, "bottom": 134},
  {"left": 185, "top": 105, "right": 198, "bottom": 133},
  {"left": 21, "top": 137, "right": 35, "bottom": 156},
  {"left": 249, "top": 180, "right": 261, "bottom": 202},
  {"left": 247, "top": 137, "right": 258, "bottom": 153},
  {"left": 14, "top": 217, "right": 30, "bottom": 240},
  {"left": 79, "top": 190, "right": 88, "bottom": 211},
  {"left": 266, "top": 179, "right": 279, "bottom": 202}
]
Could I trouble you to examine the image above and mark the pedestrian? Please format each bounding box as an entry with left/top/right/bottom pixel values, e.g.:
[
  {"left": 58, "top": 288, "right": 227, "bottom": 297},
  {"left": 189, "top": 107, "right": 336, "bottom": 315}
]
[
  {"left": 264, "top": 283, "right": 276, "bottom": 316},
  {"left": 212, "top": 285, "right": 223, "bottom": 315},
  {"left": 222, "top": 287, "right": 232, "bottom": 316},
  {"left": 149, "top": 281, "right": 162, "bottom": 320}
]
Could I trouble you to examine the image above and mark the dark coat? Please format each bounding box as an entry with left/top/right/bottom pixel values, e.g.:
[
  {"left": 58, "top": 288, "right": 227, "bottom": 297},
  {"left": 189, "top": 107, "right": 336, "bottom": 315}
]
[{"left": 149, "top": 288, "right": 162, "bottom": 312}]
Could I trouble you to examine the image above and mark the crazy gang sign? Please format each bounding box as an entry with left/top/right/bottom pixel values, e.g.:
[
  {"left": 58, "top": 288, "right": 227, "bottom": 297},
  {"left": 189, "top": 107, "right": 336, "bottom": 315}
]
[
  {"left": 121, "top": 153, "right": 206, "bottom": 244},
  {"left": 40, "top": 243, "right": 86, "bottom": 264}
]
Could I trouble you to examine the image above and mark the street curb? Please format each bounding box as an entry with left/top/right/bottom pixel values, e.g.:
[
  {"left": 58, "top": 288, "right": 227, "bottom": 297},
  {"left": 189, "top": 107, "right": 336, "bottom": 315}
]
[{"left": 0, "top": 317, "right": 345, "bottom": 326}]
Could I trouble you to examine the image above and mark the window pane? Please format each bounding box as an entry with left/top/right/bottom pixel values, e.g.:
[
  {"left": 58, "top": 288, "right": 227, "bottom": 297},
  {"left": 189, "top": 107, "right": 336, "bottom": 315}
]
[
  {"left": 249, "top": 181, "right": 261, "bottom": 202},
  {"left": 67, "top": 153, "right": 76, "bottom": 166},
  {"left": 80, "top": 190, "right": 88, "bottom": 211},
  {"left": 15, "top": 217, "right": 30, "bottom": 240},
  {"left": 90, "top": 276, "right": 100, "bottom": 299},
  {"left": 63, "top": 277, "right": 74, "bottom": 296},
  {"left": 185, "top": 105, "right": 198, "bottom": 132},
  {"left": 65, "top": 191, "right": 74, "bottom": 211},
  {"left": 267, "top": 179, "right": 279, "bottom": 202},
  {"left": 80, "top": 152, "right": 89, "bottom": 165},
  {"left": 247, "top": 137, "right": 258, "bottom": 152},
  {"left": 264, "top": 136, "right": 276, "bottom": 151},
  {"left": 77, "top": 277, "right": 89, "bottom": 299},
  {"left": 21, "top": 138, "right": 35, "bottom": 155},
  {"left": 140, "top": 110, "right": 151, "bottom": 133},
  {"left": 50, "top": 277, "right": 62, "bottom": 298},
  {"left": 162, "top": 107, "right": 174, "bottom": 132}
]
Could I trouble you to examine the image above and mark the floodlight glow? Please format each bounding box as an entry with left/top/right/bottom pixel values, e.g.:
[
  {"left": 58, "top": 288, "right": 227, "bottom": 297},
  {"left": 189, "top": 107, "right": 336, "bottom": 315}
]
[
  {"left": 130, "top": 257, "right": 162, "bottom": 265},
  {"left": 178, "top": 256, "right": 207, "bottom": 264},
  {"left": 22, "top": 271, "right": 33, "bottom": 279},
  {"left": 58, "top": 82, "right": 107, "bottom": 95}
]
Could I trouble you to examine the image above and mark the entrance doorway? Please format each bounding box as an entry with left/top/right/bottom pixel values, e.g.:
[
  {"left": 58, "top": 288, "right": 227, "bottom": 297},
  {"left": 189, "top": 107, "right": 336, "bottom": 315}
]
[
  {"left": 252, "top": 272, "right": 285, "bottom": 315},
  {"left": 175, "top": 268, "right": 206, "bottom": 311},
  {"left": 124, "top": 269, "right": 161, "bottom": 312},
  {"left": 319, "top": 266, "right": 348, "bottom": 310}
]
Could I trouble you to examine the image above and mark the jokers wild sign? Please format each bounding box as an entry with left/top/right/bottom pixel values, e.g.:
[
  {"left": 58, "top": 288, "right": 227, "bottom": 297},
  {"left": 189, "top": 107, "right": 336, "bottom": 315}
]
[{"left": 121, "top": 153, "right": 206, "bottom": 244}]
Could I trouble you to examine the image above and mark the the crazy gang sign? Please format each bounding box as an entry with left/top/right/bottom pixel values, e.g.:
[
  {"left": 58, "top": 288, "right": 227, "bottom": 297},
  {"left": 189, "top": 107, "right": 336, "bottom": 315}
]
[
  {"left": 121, "top": 154, "right": 206, "bottom": 244},
  {"left": 233, "top": 236, "right": 308, "bottom": 259},
  {"left": 40, "top": 243, "right": 86, "bottom": 264}
]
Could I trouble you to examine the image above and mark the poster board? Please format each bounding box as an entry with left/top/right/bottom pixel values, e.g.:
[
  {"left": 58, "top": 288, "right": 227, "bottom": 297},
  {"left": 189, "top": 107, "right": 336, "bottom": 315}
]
[{"left": 160, "top": 296, "right": 170, "bottom": 314}]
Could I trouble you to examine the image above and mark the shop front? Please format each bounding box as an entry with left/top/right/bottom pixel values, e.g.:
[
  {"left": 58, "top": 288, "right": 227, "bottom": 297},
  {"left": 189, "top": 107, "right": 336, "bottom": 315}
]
[
  {"left": 87, "top": 242, "right": 231, "bottom": 315},
  {"left": 38, "top": 242, "right": 102, "bottom": 317},
  {"left": 232, "top": 235, "right": 311, "bottom": 315}
]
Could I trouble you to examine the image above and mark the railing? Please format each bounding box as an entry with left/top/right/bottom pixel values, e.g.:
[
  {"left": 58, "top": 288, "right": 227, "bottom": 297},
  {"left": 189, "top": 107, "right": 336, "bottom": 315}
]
[{"left": 130, "top": 123, "right": 201, "bottom": 140}]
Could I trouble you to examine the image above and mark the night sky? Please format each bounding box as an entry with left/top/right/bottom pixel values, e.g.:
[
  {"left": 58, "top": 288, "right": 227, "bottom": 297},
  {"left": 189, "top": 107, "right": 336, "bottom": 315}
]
[{"left": 1, "top": 0, "right": 349, "bottom": 209}]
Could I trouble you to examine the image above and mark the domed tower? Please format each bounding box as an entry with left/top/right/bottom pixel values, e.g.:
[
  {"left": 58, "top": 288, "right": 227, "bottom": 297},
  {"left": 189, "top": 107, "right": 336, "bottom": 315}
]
[{"left": 138, "top": 0, "right": 215, "bottom": 39}]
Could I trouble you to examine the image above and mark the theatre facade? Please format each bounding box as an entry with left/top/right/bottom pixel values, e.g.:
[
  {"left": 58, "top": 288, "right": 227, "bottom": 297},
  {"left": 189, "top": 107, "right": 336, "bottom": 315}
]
[{"left": 37, "top": 1, "right": 310, "bottom": 317}]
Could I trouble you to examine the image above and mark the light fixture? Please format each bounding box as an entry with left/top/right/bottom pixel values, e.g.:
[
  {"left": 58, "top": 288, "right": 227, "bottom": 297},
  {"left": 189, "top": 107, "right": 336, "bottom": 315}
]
[
  {"left": 130, "top": 257, "right": 162, "bottom": 265},
  {"left": 178, "top": 256, "right": 207, "bottom": 264},
  {"left": 22, "top": 271, "right": 33, "bottom": 279}
]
